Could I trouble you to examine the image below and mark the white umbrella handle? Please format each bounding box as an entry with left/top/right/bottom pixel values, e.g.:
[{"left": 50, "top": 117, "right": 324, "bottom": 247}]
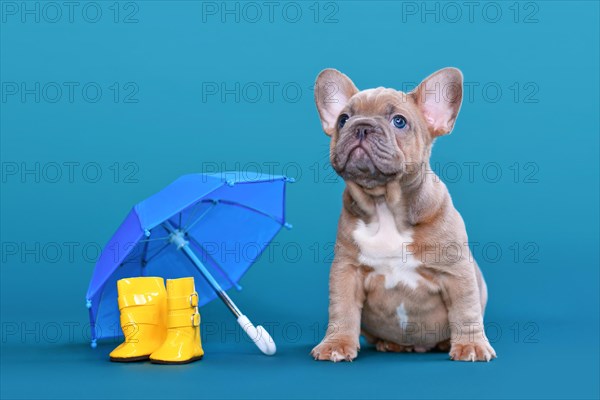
[
  {"left": 165, "top": 224, "right": 277, "bottom": 356},
  {"left": 237, "top": 315, "right": 276, "bottom": 355}
]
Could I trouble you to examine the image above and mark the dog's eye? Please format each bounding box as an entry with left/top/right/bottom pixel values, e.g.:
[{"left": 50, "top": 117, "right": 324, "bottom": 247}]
[
  {"left": 339, "top": 114, "right": 350, "bottom": 129},
  {"left": 392, "top": 115, "right": 407, "bottom": 129}
]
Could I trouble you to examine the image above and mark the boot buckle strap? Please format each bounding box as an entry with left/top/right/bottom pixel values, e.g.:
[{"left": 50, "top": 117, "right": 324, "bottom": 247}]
[
  {"left": 167, "top": 311, "right": 200, "bottom": 328},
  {"left": 192, "top": 312, "right": 200, "bottom": 327},
  {"left": 189, "top": 292, "right": 198, "bottom": 307},
  {"left": 168, "top": 292, "right": 199, "bottom": 310}
]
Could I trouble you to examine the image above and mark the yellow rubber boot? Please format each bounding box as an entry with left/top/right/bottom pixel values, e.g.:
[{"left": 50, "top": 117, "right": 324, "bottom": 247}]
[
  {"left": 109, "top": 277, "right": 167, "bottom": 362},
  {"left": 150, "top": 277, "right": 204, "bottom": 364}
]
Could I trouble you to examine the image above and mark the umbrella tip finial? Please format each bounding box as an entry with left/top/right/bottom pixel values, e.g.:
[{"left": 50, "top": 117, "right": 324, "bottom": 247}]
[
  {"left": 90, "top": 339, "right": 97, "bottom": 349},
  {"left": 284, "top": 222, "right": 293, "bottom": 230},
  {"left": 284, "top": 177, "right": 296, "bottom": 183},
  {"left": 226, "top": 179, "right": 235, "bottom": 187},
  {"left": 85, "top": 299, "right": 92, "bottom": 309},
  {"left": 144, "top": 229, "right": 151, "bottom": 237}
]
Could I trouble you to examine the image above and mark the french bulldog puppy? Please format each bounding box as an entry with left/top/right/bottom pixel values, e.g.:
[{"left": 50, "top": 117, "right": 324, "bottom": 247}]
[{"left": 311, "top": 68, "right": 496, "bottom": 362}]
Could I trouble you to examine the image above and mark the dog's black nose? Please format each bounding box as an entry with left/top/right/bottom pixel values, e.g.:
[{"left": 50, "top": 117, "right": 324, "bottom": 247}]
[{"left": 355, "top": 125, "right": 374, "bottom": 141}]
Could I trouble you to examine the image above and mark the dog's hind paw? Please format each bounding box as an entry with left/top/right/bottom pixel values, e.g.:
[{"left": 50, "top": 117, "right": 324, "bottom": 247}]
[
  {"left": 376, "top": 340, "right": 436, "bottom": 353},
  {"left": 376, "top": 340, "right": 414, "bottom": 353}
]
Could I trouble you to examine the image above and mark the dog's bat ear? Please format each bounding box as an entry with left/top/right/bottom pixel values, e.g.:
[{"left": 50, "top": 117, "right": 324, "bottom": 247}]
[
  {"left": 314, "top": 69, "right": 359, "bottom": 136},
  {"left": 411, "top": 67, "right": 463, "bottom": 136}
]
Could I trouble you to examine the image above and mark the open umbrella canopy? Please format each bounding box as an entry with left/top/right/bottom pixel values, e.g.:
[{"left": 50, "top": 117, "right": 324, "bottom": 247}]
[{"left": 86, "top": 172, "right": 291, "bottom": 345}]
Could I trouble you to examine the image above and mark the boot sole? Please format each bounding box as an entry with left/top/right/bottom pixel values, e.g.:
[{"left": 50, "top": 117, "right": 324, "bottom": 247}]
[
  {"left": 110, "top": 355, "right": 150, "bottom": 363},
  {"left": 150, "top": 355, "right": 203, "bottom": 365}
]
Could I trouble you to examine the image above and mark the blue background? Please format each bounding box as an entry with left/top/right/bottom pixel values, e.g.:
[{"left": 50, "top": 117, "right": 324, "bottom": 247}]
[{"left": 1, "top": 1, "right": 598, "bottom": 399}]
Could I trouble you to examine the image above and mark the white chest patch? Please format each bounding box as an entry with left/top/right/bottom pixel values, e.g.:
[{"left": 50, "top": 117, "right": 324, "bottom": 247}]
[{"left": 352, "top": 202, "right": 423, "bottom": 290}]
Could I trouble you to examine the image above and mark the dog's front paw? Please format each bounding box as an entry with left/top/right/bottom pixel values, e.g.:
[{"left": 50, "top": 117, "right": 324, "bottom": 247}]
[
  {"left": 449, "top": 340, "right": 497, "bottom": 362},
  {"left": 311, "top": 336, "right": 359, "bottom": 362}
]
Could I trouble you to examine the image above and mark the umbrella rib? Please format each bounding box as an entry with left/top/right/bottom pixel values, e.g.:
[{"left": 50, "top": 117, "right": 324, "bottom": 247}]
[
  {"left": 118, "top": 259, "right": 139, "bottom": 266},
  {"left": 183, "top": 199, "right": 283, "bottom": 234},
  {"left": 181, "top": 199, "right": 212, "bottom": 230},
  {"left": 142, "top": 241, "right": 172, "bottom": 265},
  {"left": 204, "top": 199, "right": 284, "bottom": 226},
  {"left": 183, "top": 201, "right": 218, "bottom": 232},
  {"left": 137, "top": 236, "right": 171, "bottom": 244},
  {"left": 140, "top": 240, "right": 149, "bottom": 267}
]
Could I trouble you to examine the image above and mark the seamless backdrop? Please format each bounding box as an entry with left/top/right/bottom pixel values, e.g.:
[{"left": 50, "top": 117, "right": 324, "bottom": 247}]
[{"left": 1, "top": 1, "right": 599, "bottom": 399}]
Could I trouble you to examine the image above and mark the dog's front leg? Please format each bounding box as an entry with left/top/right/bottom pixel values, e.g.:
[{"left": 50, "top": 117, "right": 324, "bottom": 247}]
[
  {"left": 441, "top": 265, "right": 497, "bottom": 362},
  {"left": 311, "top": 259, "right": 364, "bottom": 362}
]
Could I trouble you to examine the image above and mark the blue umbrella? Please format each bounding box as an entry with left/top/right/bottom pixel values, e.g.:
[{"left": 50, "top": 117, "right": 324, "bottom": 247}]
[{"left": 85, "top": 172, "right": 292, "bottom": 355}]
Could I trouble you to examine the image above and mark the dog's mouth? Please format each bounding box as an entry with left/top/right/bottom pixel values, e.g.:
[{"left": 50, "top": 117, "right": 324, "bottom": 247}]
[
  {"left": 340, "top": 137, "right": 401, "bottom": 169},
  {"left": 347, "top": 144, "right": 370, "bottom": 163},
  {"left": 333, "top": 140, "right": 402, "bottom": 188}
]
